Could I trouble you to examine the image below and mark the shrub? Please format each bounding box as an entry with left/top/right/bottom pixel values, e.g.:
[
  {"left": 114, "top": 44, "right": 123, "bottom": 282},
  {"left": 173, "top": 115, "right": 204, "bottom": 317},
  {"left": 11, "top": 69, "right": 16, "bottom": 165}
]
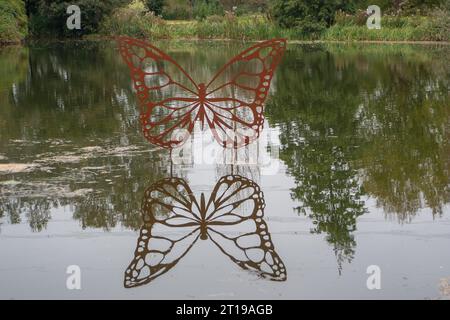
[
  {"left": 28, "top": 0, "right": 132, "bottom": 37},
  {"left": 334, "top": 9, "right": 372, "bottom": 27},
  {"left": 163, "top": 7, "right": 192, "bottom": 20},
  {"left": 0, "top": 0, "right": 28, "bottom": 43},
  {"left": 145, "top": 0, "right": 165, "bottom": 16},
  {"left": 160, "top": 0, "right": 192, "bottom": 19},
  {"left": 205, "top": 14, "right": 226, "bottom": 24},
  {"left": 294, "top": 17, "right": 327, "bottom": 38},
  {"left": 193, "top": 0, "right": 224, "bottom": 20},
  {"left": 270, "top": 0, "right": 355, "bottom": 30},
  {"left": 324, "top": 6, "right": 450, "bottom": 42},
  {"left": 100, "top": 6, "right": 167, "bottom": 38},
  {"left": 419, "top": 7, "right": 450, "bottom": 41},
  {"left": 195, "top": 14, "right": 290, "bottom": 40}
]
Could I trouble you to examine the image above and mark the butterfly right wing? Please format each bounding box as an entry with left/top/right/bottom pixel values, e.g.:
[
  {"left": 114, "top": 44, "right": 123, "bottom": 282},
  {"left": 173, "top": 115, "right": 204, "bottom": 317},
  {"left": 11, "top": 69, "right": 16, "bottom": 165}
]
[
  {"left": 205, "top": 175, "right": 287, "bottom": 281},
  {"left": 203, "top": 39, "right": 287, "bottom": 148},
  {"left": 124, "top": 177, "right": 202, "bottom": 288},
  {"left": 118, "top": 37, "right": 200, "bottom": 148}
]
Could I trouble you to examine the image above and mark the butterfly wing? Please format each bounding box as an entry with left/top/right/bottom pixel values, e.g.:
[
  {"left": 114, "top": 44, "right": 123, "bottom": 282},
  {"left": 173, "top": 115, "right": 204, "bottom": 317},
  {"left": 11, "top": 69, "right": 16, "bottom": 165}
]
[
  {"left": 118, "top": 37, "right": 200, "bottom": 148},
  {"left": 205, "top": 175, "right": 287, "bottom": 281},
  {"left": 204, "top": 39, "right": 287, "bottom": 148},
  {"left": 124, "top": 177, "right": 202, "bottom": 288},
  {"left": 124, "top": 223, "right": 200, "bottom": 288}
]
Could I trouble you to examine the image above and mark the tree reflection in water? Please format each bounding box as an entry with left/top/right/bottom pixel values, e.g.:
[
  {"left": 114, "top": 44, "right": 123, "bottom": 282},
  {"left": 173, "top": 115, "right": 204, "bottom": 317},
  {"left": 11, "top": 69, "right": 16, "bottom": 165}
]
[
  {"left": 0, "top": 42, "right": 448, "bottom": 275},
  {"left": 266, "top": 44, "right": 450, "bottom": 270}
]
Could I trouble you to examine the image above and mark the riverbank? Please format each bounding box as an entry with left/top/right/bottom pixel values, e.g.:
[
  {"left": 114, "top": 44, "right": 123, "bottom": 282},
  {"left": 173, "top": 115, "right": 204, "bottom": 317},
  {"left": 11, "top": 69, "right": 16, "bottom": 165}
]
[
  {"left": 15, "top": 35, "right": 450, "bottom": 48},
  {"left": 2, "top": 12, "right": 449, "bottom": 46},
  {"left": 4, "top": 37, "right": 450, "bottom": 49},
  {"left": 97, "top": 11, "right": 450, "bottom": 42}
]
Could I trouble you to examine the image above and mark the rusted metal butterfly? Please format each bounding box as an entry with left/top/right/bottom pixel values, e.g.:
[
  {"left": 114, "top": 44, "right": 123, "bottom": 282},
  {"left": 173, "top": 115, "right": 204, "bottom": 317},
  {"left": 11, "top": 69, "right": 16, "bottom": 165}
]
[
  {"left": 124, "top": 175, "right": 286, "bottom": 288},
  {"left": 117, "top": 37, "right": 286, "bottom": 149}
]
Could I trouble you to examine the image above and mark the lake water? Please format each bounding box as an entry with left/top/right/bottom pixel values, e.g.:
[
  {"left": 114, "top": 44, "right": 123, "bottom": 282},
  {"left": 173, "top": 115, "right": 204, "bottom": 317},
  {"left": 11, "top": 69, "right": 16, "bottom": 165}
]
[{"left": 0, "top": 40, "right": 449, "bottom": 299}]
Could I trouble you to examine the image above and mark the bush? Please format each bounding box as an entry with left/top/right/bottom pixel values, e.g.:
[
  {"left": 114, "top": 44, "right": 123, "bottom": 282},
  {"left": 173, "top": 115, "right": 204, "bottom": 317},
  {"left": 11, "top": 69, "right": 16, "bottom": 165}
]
[
  {"left": 160, "top": 0, "right": 192, "bottom": 19},
  {"left": 163, "top": 7, "right": 192, "bottom": 20},
  {"left": 195, "top": 14, "right": 290, "bottom": 40},
  {"left": 334, "top": 9, "right": 368, "bottom": 27},
  {"left": 28, "top": 0, "right": 132, "bottom": 37},
  {"left": 270, "top": 0, "right": 355, "bottom": 31},
  {"left": 420, "top": 7, "right": 450, "bottom": 41},
  {"left": 193, "top": 0, "right": 224, "bottom": 20},
  {"left": 205, "top": 14, "right": 226, "bottom": 24},
  {"left": 100, "top": 6, "right": 167, "bottom": 38},
  {"left": 231, "top": 0, "right": 268, "bottom": 16},
  {"left": 324, "top": 7, "right": 450, "bottom": 42},
  {"left": 0, "top": 0, "right": 28, "bottom": 44},
  {"left": 145, "top": 0, "right": 165, "bottom": 16}
]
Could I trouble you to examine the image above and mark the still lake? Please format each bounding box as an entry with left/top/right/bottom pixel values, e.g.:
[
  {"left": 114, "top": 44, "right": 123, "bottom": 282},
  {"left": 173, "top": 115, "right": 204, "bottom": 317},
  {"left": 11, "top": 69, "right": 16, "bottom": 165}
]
[{"left": 0, "top": 40, "right": 449, "bottom": 299}]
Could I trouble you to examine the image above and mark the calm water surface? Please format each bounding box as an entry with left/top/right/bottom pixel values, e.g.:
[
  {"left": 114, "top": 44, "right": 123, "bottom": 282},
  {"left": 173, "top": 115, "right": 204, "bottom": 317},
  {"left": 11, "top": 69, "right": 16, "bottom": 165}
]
[{"left": 0, "top": 40, "right": 449, "bottom": 299}]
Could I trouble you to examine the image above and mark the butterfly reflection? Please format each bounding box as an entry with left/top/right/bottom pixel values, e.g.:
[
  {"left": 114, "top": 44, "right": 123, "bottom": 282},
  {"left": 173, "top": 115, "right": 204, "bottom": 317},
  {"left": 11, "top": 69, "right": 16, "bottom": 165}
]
[{"left": 124, "top": 175, "right": 286, "bottom": 288}]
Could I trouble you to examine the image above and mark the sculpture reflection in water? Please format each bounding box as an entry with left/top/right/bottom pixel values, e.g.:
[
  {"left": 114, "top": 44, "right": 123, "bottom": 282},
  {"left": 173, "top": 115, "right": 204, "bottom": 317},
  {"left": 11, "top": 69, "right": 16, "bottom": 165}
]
[
  {"left": 124, "top": 174, "right": 286, "bottom": 288},
  {"left": 119, "top": 36, "right": 287, "bottom": 287},
  {"left": 118, "top": 36, "right": 286, "bottom": 149}
]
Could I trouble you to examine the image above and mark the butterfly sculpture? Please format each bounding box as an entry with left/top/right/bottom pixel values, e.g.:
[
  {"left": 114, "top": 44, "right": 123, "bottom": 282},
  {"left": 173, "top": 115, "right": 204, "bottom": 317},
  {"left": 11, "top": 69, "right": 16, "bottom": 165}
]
[
  {"left": 124, "top": 174, "right": 286, "bottom": 288},
  {"left": 117, "top": 37, "right": 286, "bottom": 149}
]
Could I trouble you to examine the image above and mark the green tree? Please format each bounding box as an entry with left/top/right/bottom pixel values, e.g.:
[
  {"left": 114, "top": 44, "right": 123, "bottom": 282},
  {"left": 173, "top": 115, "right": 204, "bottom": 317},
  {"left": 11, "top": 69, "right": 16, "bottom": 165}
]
[
  {"left": 269, "top": 0, "right": 355, "bottom": 34},
  {"left": 26, "top": 0, "right": 131, "bottom": 37},
  {"left": 0, "top": 41, "right": 168, "bottom": 231},
  {"left": 265, "top": 47, "right": 367, "bottom": 271},
  {"left": 355, "top": 47, "right": 450, "bottom": 222},
  {"left": 193, "top": 0, "right": 224, "bottom": 19},
  {"left": 145, "top": 0, "right": 165, "bottom": 15},
  {"left": 0, "top": 0, "right": 28, "bottom": 44},
  {"left": 265, "top": 44, "right": 450, "bottom": 271},
  {"left": 334, "top": 0, "right": 447, "bottom": 13}
]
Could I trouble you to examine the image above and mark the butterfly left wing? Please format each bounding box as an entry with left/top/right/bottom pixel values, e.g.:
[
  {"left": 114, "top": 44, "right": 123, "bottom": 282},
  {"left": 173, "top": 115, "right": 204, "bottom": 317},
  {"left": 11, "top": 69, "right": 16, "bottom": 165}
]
[
  {"left": 124, "top": 177, "right": 203, "bottom": 288},
  {"left": 124, "top": 223, "right": 201, "bottom": 288},
  {"left": 118, "top": 37, "right": 200, "bottom": 148},
  {"left": 203, "top": 39, "right": 286, "bottom": 148},
  {"left": 204, "top": 175, "right": 287, "bottom": 281}
]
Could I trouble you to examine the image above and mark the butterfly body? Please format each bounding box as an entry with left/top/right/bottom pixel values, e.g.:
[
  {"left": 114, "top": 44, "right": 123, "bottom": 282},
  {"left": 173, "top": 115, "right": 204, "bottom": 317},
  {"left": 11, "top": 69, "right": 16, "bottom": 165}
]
[
  {"left": 198, "top": 192, "right": 209, "bottom": 240},
  {"left": 198, "top": 83, "right": 207, "bottom": 102}
]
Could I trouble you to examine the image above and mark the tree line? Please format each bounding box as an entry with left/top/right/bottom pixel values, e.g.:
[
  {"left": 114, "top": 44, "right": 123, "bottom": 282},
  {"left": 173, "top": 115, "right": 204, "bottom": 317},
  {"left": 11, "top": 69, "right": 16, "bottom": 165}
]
[{"left": 1, "top": 0, "right": 447, "bottom": 41}]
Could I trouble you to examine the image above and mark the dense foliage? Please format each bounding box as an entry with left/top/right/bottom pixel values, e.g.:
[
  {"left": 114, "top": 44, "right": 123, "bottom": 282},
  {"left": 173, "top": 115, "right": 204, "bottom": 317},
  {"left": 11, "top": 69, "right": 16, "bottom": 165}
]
[
  {"left": 0, "top": 0, "right": 28, "bottom": 43},
  {"left": 264, "top": 44, "right": 450, "bottom": 264},
  {"left": 269, "top": 0, "right": 449, "bottom": 35},
  {"left": 270, "top": 0, "right": 355, "bottom": 32},
  {"left": 0, "top": 0, "right": 449, "bottom": 43},
  {"left": 26, "top": 0, "right": 132, "bottom": 36},
  {"left": 193, "top": 0, "right": 225, "bottom": 20},
  {"left": 145, "top": 0, "right": 165, "bottom": 15}
]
